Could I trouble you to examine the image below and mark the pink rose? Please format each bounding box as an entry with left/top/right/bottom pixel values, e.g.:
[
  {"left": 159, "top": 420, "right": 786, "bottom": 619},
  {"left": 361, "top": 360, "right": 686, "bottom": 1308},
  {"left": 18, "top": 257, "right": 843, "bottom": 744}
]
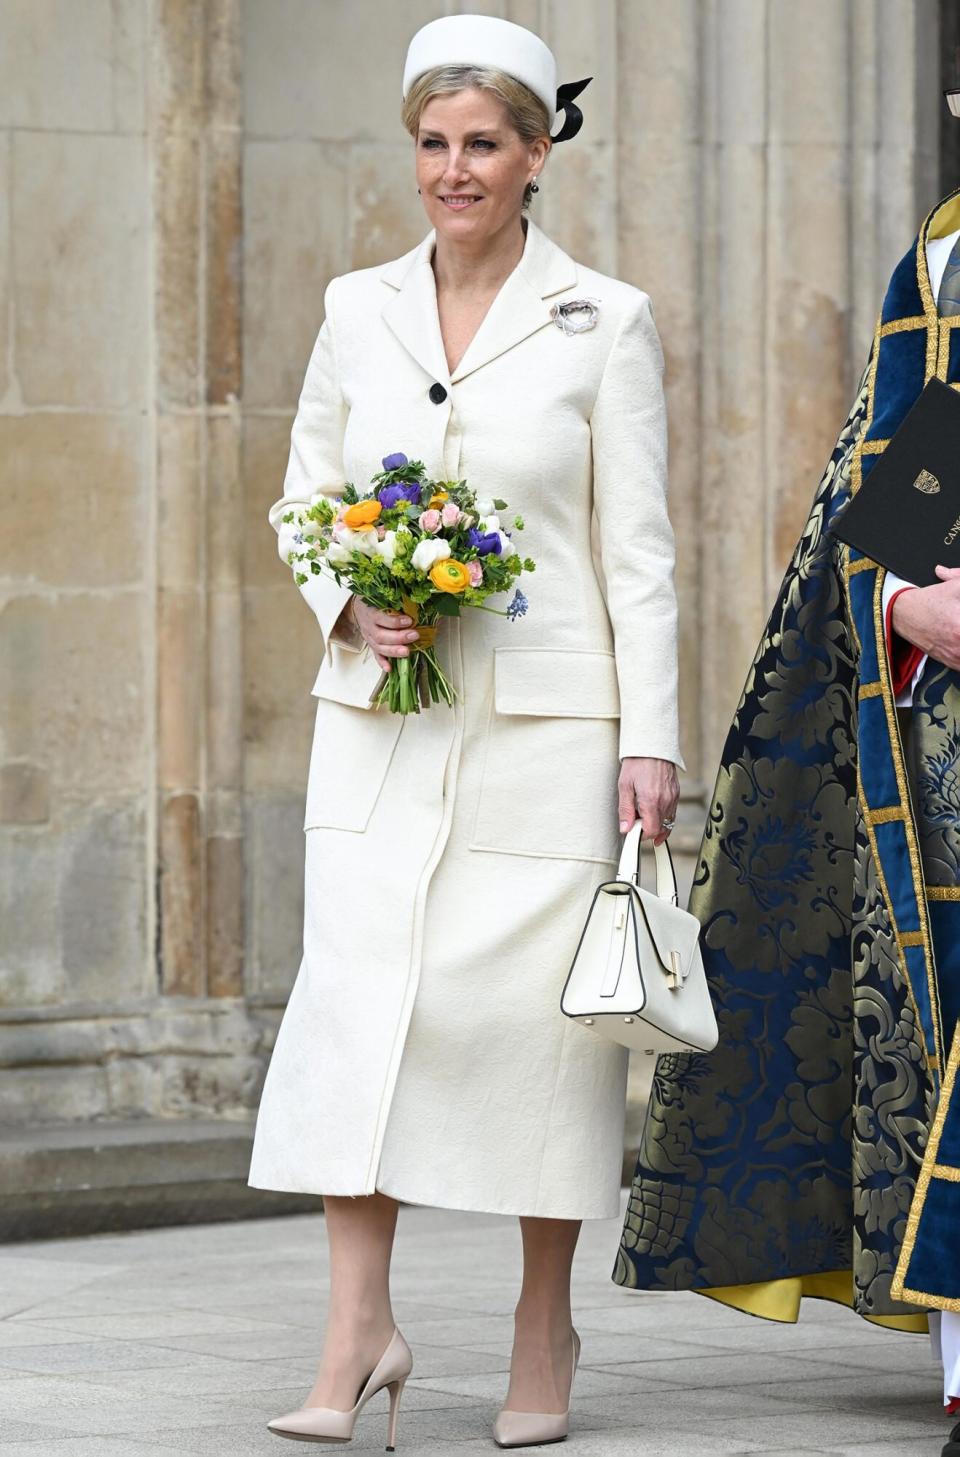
[
  {"left": 441, "top": 502, "right": 461, "bottom": 528},
  {"left": 419, "top": 509, "right": 441, "bottom": 533},
  {"left": 467, "top": 559, "right": 484, "bottom": 587}
]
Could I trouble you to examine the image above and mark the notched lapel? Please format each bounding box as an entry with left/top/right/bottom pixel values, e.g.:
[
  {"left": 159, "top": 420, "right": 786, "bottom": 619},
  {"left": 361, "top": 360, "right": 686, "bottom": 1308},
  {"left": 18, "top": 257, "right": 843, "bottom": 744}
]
[
  {"left": 450, "top": 272, "right": 553, "bottom": 384},
  {"left": 379, "top": 221, "right": 579, "bottom": 388},
  {"left": 380, "top": 234, "right": 451, "bottom": 388},
  {"left": 451, "top": 223, "right": 578, "bottom": 384}
]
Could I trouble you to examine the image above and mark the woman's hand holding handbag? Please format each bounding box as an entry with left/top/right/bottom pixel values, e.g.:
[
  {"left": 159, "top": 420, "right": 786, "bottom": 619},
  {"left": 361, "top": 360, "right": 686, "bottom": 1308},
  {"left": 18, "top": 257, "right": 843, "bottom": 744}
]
[{"left": 561, "top": 823, "right": 718, "bottom": 1056}]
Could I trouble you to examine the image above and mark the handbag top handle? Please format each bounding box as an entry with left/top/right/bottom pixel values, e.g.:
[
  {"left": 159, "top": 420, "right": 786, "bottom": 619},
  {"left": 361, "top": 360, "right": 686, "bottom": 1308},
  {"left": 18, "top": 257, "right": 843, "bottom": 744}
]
[{"left": 616, "top": 823, "right": 678, "bottom": 905}]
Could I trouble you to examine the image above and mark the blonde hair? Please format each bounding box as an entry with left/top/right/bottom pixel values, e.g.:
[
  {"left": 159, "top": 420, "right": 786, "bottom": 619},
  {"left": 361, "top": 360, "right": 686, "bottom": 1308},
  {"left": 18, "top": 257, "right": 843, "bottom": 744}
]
[{"left": 402, "top": 64, "right": 551, "bottom": 209}]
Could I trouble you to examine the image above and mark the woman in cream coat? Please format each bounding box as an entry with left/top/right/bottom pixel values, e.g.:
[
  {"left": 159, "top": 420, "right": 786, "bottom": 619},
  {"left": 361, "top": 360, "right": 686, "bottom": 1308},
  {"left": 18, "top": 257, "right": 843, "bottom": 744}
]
[{"left": 249, "top": 14, "right": 683, "bottom": 1450}]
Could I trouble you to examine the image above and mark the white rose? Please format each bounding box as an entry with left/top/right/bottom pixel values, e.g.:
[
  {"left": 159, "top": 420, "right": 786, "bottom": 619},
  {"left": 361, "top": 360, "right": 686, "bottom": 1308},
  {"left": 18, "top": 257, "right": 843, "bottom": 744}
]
[
  {"left": 375, "top": 529, "right": 398, "bottom": 566},
  {"left": 326, "top": 540, "right": 350, "bottom": 565},
  {"left": 498, "top": 532, "right": 518, "bottom": 557},
  {"left": 478, "top": 514, "right": 501, "bottom": 534},
  {"left": 411, "top": 537, "right": 452, "bottom": 573},
  {"left": 337, "top": 525, "right": 379, "bottom": 557},
  {"left": 475, "top": 497, "right": 495, "bottom": 516}
]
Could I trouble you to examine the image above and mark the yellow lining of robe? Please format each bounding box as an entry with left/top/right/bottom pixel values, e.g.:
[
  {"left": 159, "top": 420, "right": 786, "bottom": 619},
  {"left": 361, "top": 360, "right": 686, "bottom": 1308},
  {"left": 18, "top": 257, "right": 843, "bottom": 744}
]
[{"left": 696, "top": 1271, "right": 928, "bottom": 1333}]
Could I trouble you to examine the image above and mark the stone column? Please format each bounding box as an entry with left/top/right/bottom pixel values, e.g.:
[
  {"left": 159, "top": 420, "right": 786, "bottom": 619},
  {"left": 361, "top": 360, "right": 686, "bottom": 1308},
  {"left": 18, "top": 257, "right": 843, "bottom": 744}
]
[
  {"left": 697, "top": 0, "right": 940, "bottom": 774},
  {"left": 940, "top": 0, "right": 960, "bottom": 194},
  {"left": 850, "top": 0, "right": 940, "bottom": 359},
  {"left": 0, "top": 0, "right": 153, "bottom": 1081},
  {"left": 615, "top": 0, "right": 704, "bottom": 805},
  {"left": 151, "top": 0, "right": 244, "bottom": 999}
]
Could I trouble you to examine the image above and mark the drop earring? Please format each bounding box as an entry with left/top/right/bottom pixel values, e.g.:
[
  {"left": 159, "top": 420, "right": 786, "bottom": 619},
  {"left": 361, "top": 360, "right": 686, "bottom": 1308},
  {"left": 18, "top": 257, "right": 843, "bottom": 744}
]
[{"left": 530, "top": 179, "right": 540, "bottom": 194}]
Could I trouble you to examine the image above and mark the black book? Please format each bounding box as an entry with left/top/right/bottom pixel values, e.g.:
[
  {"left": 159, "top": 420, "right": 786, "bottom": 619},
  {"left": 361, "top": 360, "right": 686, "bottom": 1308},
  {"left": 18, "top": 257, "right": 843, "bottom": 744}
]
[{"left": 832, "top": 378, "right": 960, "bottom": 586}]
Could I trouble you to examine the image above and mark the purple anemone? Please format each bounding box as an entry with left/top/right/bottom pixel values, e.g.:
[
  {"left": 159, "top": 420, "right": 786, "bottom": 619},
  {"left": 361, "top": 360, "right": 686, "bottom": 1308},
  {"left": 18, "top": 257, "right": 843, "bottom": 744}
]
[
  {"left": 467, "top": 527, "right": 502, "bottom": 556},
  {"left": 378, "top": 481, "right": 422, "bottom": 510}
]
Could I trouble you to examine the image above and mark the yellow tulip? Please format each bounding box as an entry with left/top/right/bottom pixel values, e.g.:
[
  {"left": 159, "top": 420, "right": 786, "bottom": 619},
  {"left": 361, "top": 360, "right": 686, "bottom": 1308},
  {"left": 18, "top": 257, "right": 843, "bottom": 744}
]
[
  {"left": 428, "top": 490, "right": 449, "bottom": 508},
  {"left": 429, "top": 559, "right": 471, "bottom": 594}
]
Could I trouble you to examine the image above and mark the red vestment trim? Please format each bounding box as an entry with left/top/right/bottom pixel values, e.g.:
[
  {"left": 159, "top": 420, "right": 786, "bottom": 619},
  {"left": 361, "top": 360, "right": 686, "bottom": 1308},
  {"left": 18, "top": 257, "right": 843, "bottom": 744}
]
[{"left": 884, "top": 586, "right": 925, "bottom": 698}]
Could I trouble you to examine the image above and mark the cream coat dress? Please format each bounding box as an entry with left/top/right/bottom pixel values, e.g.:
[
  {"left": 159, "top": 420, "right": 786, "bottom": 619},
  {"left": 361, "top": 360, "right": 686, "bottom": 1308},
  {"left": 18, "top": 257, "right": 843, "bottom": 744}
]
[{"left": 247, "top": 220, "right": 683, "bottom": 1219}]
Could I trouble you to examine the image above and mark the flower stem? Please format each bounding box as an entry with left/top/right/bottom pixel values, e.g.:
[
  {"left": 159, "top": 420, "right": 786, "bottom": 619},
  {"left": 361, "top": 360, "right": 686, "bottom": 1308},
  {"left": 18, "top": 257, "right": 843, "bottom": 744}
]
[
  {"left": 374, "top": 641, "right": 457, "bottom": 715},
  {"left": 396, "top": 655, "right": 418, "bottom": 714}
]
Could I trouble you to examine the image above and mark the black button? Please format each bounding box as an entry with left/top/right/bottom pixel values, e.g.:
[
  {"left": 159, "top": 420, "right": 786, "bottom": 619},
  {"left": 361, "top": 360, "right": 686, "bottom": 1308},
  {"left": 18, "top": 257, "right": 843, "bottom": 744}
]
[{"left": 429, "top": 383, "right": 447, "bottom": 404}]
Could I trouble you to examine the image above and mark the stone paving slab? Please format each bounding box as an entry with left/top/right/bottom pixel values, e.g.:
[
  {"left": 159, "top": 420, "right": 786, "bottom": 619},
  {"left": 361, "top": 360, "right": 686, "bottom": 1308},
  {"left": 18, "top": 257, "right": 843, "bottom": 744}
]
[{"left": 0, "top": 1198, "right": 951, "bottom": 1456}]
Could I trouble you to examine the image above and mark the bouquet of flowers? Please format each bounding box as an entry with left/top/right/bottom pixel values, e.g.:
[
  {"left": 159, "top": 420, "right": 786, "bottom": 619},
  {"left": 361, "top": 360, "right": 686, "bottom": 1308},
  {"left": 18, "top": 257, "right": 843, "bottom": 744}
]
[{"left": 283, "top": 452, "right": 535, "bottom": 715}]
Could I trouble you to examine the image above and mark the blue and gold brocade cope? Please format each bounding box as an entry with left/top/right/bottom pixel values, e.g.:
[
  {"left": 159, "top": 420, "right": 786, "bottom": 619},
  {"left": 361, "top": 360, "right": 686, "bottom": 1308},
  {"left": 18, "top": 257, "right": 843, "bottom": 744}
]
[{"left": 616, "top": 189, "right": 960, "bottom": 1321}]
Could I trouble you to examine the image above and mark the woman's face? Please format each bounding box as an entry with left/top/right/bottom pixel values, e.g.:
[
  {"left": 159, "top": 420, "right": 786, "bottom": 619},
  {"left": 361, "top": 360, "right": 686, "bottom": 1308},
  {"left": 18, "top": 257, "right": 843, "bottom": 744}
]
[{"left": 415, "top": 87, "right": 548, "bottom": 245}]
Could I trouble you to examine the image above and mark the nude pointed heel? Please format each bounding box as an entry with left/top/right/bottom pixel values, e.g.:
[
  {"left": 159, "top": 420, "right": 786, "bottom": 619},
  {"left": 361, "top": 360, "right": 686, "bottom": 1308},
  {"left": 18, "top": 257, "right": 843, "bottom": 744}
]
[
  {"left": 493, "top": 1329, "right": 580, "bottom": 1450},
  {"left": 267, "top": 1327, "right": 413, "bottom": 1447},
  {"left": 385, "top": 1376, "right": 407, "bottom": 1452}
]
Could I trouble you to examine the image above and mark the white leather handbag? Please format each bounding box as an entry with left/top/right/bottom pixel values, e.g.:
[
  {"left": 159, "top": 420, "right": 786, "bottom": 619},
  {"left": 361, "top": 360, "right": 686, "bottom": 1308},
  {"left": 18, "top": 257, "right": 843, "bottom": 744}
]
[{"left": 560, "top": 824, "right": 719, "bottom": 1056}]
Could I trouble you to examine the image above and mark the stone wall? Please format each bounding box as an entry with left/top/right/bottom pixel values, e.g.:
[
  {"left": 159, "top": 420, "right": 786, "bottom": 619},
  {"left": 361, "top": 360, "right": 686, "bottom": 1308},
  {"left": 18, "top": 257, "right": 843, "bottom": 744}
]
[{"left": 0, "top": 0, "right": 946, "bottom": 1226}]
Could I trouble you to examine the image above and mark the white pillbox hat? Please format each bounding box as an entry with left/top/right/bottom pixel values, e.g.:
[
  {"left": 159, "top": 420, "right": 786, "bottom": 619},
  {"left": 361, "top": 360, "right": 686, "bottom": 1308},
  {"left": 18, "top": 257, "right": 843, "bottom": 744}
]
[{"left": 403, "top": 14, "right": 560, "bottom": 129}]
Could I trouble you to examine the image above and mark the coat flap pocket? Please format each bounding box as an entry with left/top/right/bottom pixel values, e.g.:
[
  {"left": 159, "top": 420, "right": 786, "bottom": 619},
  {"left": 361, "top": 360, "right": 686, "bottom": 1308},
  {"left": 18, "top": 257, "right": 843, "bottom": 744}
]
[
  {"left": 304, "top": 696, "right": 402, "bottom": 833},
  {"left": 493, "top": 648, "right": 620, "bottom": 718},
  {"left": 311, "top": 644, "right": 388, "bottom": 710}
]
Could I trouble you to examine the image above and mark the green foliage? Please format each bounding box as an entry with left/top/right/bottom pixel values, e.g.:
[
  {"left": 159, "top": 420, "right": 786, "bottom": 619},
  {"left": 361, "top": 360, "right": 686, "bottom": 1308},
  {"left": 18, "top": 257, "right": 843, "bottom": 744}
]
[
  {"left": 371, "top": 458, "right": 427, "bottom": 485},
  {"left": 304, "top": 497, "right": 336, "bottom": 526}
]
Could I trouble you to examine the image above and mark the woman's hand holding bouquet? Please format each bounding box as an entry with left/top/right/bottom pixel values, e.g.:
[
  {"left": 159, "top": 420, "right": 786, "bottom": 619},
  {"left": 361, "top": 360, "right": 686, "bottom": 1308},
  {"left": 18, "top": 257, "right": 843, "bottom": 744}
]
[
  {"left": 347, "top": 598, "right": 423, "bottom": 673},
  {"left": 283, "top": 453, "right": 535, "bottom": 714}
]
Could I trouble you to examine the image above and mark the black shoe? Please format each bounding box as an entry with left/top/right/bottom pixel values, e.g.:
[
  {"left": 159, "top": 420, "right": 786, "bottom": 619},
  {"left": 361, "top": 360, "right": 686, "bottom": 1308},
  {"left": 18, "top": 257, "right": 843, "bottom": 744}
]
[{"left": 943, "top": 1418, "right": 960, "bottom": 1456}]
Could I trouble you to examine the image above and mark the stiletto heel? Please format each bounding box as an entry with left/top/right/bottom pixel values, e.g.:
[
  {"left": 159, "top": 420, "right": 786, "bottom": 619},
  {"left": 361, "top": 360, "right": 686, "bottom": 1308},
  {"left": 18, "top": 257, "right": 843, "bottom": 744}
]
[
  {"left": 268, "top": 1327, "right": 413, "bottom": 1445},
  {"left": 493, "top": 1327, "right": 581, "bottom": 1449},
  {"left": 385, "top": 1375, "right": 406, "bottom": 1451}
]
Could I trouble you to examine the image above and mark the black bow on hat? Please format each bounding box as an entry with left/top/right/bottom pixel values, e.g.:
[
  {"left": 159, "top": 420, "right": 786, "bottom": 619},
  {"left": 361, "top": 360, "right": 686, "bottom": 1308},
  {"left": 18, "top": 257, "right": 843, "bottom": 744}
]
[{"left": 553, "top": 77, "right": 592, "bottom": 143}]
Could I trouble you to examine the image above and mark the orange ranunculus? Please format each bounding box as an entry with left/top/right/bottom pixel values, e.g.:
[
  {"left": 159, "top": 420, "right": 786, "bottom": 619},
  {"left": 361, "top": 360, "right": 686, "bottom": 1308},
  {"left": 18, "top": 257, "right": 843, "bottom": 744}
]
[
  {"left": 429, "top": 559, "right": 471, "bottom": 594},
  {"left": 428, "top": 489, "right": 449, "bottom": 507},
  {"left": 342, "top": 499, "right": 382, "bottom": 529}
]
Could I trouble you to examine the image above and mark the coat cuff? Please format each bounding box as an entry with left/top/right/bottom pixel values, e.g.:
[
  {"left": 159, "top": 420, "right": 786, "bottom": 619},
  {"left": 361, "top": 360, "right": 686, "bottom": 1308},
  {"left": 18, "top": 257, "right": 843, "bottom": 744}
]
[
  {"left": 299, "top": 570, "right": 356, "bottom": 653},
  {"left": 327, "top": 595, "right": 364, "bottom": 652},
  {"left": 618, "top": 731, "right": 685, "bottom": 772}
]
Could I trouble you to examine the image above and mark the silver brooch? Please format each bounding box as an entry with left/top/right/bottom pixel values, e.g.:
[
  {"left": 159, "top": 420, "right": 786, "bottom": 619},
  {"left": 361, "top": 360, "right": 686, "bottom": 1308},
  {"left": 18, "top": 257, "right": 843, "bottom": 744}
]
[{"left": 551, "top": 298, "right": 599, "bottom": 335}]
